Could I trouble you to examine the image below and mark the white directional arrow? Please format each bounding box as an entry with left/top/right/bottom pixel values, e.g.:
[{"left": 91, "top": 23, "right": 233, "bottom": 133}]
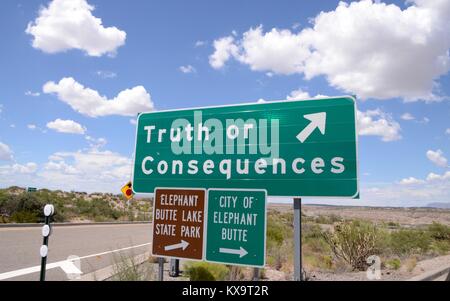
[
  {"left": 219, "top": 247, "right": 248, "bottom": 258},
  {"left": 164, "top": 240, "right": 190, "bottom": 251},
  {"left": 296, "top": 112, "right": 327, "bottom": 143}
]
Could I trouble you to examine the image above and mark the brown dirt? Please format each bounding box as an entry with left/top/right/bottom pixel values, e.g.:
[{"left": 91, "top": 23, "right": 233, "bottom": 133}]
[{"left": 269, "top": 203, "right": 450, "bottom": 226}]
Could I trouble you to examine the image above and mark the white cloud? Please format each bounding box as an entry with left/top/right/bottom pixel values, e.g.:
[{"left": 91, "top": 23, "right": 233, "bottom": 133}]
[
  {"left": 0, "top": 142, "right": 13, "bottom": 161},
  {"left": 96, "top": 70, "right": 117, "bottom": 79},
  {"left": 46, "top": 118, "right": 86, "bottom": 134},
  {"left": 210, "top": 0, "right": 450, "bottom": 101},
  {"left": 44, "top": 160, "right": 79, "bottom": 175},
  {"left": 25, "top": 91, "right": 40, "bottom": 97},
  {"left": 401, "top": 113, "right": 415, "bottom": 121},
  {"left": 420, "top": 117, "right": 430, "bottom": 124},
  {"left": 179, "top": 65, "right": 196, "bottom": 74},
  {"left": 286, "top": 89, "right": 311, "bottom": 100},
  {"left": 0, "top": 104, "right": 3, "bottom": 114},
  {"left": 27, "top": 124, "right": 37, "bottom": 130},
  {"left": 399, "top": 177, "right": 425, "bottom": 185},
  {"left": 426, "top": 171, "right": 450, "bottom": 181},
  {"left": 43, "top": 77, "right": 154, "bottom": 117},
  {"left": 130, "top": 118, "right": 137, "bottom": 125},
  {"left": 195, "top": 40, "right": 207, "bottom": 47},
  {"left": 209, "top": 36, "right": 239, "bottom": 69},
  {"left": 357, "top": 109, "right": 401, "bottom": 142},
  {"left": 0, "top": 162, "right": 38, "bottom": 175},
  {"left": 85, "top": 136, "right": 107, "bottom": 150},
  {"left": 25, "top": 0, "right": 126, "bottom": 57},
  {"left": 426, "top": 149, "right": 448, "bottom": 167},
  {"left": 446, "top": 128, "right": 450, "bottom": 135},
  {"left": 0, "top": 148, "right": 132, "bottom": 193},
  {"left": 37, "top": 149, "right": 132, "bottom": 193}
]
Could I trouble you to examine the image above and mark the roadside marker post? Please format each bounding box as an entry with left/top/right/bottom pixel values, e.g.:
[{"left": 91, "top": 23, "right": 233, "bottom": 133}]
[{"left": 39, "top": 204, "right": 54, "bottom": 281}]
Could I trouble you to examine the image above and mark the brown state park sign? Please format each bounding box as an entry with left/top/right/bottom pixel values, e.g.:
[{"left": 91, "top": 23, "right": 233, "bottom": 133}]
[{"left": 151, "top": 188, "right": 206, "bottom": 260}]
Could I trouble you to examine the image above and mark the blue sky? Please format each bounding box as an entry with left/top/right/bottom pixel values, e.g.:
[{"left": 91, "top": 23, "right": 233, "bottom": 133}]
[{"left": 0, "top": 0, "right": 449, "bottom": 206}]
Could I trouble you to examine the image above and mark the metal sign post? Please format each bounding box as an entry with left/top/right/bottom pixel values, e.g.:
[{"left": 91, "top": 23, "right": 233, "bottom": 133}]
[
  {"left": 294, "top": 198, "right": 303, "bottom": 281},
  {"left": 252, "top": 268, "right": 260, "bottom": 281},
  {"left": 158, "top": 257, "right": 164, "bottom": 281},
  {"left": 39, "top": 204, "right": 54, "bottom": 281},
  {"left": 169, "top": 259, "right": 180, "bottom": 277}
]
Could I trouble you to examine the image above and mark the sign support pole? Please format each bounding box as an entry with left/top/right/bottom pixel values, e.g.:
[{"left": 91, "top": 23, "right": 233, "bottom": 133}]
[
  {"left": 158, "top": 257, "right": 164, "bottom": 281},
  {"left": 169, "top": 259, "right": 180, "bottom": 277},
  {"left": 294, "top": 198, "right": 303, "bottom": 281},
  {"left": 252, "top": 268, "right": 260, "bottom": 281}
]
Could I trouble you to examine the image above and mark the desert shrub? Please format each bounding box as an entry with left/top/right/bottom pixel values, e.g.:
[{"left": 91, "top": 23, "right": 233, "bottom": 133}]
[
  {"left": 315, "top": 214, "right": 342, "bottom": 224},
  {"left": 304, "top": 254, "right": 333, "bottom": 270},
  {"left": 3, "top": 194, "right": 45, "bottom": 223},
  {"left": 427, "top": 222, "right": 450, "bottom": 241},
  {"left": 227, "top": 265, "right": 246, "bottom": 280},
  {"left": 323, "top": 220, "right": 380, "bottom": 271},
  {"left": 430, "top": 240, "right": 450, "bottom": 255},
  {"left": 111, "top": 253, "right": 153, "bottom": 281},
  {"left": 404, "top": 256, "right": 418, "bottom": 272},
  {"left": 384, "top": 221, "right": 400, "bottom": 228},
  {"left": 385, "top": 258, "right": 401, "bottom": 270},
  {"left": 11, "top": 211, "right": 39, "bottom": 223},
  {"left": 389, "top": 229, "right": 432, "bottom": 255},
  {"left": 266, "top": 212, "right": 293, "bottom": 249},
  {"left": 268, "top": 239, "right": 294, "bottom": 271},
  {"left": 303, "top": 223, "right": 324, "bottom": 240},
  {"left": 184, "top": 262, "right": 229, "bottom": 281}
]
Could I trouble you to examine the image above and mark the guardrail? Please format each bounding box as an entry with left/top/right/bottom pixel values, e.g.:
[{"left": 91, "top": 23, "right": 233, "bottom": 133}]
[
  {"left": 408, "top": 265, "right": 450, "bottom": 281},
  {"left": 0, "top": 221, "right": 151, "bottom": 228}
]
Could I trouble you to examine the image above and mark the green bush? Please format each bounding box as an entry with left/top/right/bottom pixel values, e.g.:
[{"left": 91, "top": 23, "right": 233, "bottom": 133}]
[
  {"left": 184, "top": 262, "right": 229, "bottom": 281},
  {"left": 11, "top": 211, "right": 39, "bottom": 223},
  {"left": 427, "top": 222, "right": 450, "bottom": 241},
  {"left": 2, "top": 194, "right": 45, "bottom": 223},
  {"left": 323, "top": 221, "right": 381, "bottom": 271},
  {"left": 430, "top": 240, "right": 450, "bottom": 255},
  {"left": 385, "top": 258, "right": 401, "bottom": 270},
  {"left": 389, "top": 229, "right": 432, "bottom": 255},
  {"left": 266, "top": 213, "right": 292, "bottom": 249},
  {"left": 315, "top": 214, "right": 342, "bottom": 224}
]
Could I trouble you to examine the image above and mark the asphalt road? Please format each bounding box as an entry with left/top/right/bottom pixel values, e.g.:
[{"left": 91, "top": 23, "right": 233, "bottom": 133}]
[{"left": 0, "top": 223, "right": 152, "bottom": 281}]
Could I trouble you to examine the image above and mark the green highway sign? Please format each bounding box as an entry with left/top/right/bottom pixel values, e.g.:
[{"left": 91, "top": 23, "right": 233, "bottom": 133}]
[
  {"left": 205, "top": 189, "right": 266, "bottom": 267},
  {"left": 132, "top": 96, "right": 358, "bottom": 198}
]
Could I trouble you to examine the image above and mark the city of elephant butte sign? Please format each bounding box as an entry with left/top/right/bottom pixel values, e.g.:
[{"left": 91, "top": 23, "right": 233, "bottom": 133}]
[{"left": 132, "top": 96, "right": 359, "bottom": 198}]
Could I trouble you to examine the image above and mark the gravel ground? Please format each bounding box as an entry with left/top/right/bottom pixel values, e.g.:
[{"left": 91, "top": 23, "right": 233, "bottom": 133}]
[{"left": 263, "top": 254, "right": 450, "bottom": 281}]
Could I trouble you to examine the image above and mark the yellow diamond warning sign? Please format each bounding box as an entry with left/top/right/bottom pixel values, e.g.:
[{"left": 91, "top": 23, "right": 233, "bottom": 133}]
[{"left": 121, "top": 181, "right": 134, "bottom": 200}]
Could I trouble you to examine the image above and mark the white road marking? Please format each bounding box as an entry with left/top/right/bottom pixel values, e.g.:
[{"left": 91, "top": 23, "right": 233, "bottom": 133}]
[{"left": 0, "top": 242, "right": 151, "bottom": 280}]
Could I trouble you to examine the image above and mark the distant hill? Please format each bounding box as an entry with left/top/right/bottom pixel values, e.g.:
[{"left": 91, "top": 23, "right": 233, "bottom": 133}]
[
  {"left": 0, "top": 186, "right": 152, "bottom": 223},
  {"left": 426, "top": 202, "right": 450, "bottom": 209}
]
